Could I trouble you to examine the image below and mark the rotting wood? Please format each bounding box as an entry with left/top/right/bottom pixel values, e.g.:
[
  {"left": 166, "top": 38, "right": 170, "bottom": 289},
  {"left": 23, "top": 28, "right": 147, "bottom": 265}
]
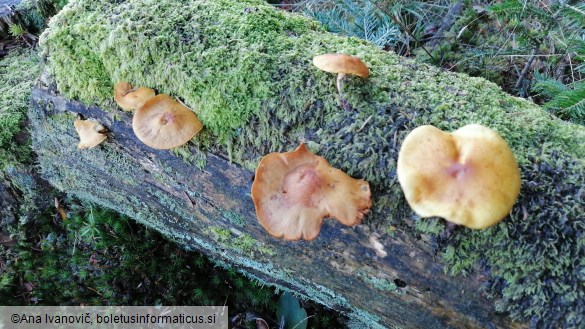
[{"left": 30, "top": 86, "right": 521, "bottom": 329}]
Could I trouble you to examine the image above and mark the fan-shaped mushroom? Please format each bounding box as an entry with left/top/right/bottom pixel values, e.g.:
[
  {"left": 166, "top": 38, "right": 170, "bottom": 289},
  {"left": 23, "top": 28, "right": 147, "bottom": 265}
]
[
  {"left": 251, "top": 143, "right": 372, "bottom": 241},
  {"left": 132, "top": 94, "right": 203, "bottom": 150},
  {"left": 114, "top": 81, "right": 155, "bottom": 111},
  {"left": 397, "top": 124, "right": 521, "bottom": 229},
  {"left": 74, "top": 119, "right": 107, "bottom": 149}
]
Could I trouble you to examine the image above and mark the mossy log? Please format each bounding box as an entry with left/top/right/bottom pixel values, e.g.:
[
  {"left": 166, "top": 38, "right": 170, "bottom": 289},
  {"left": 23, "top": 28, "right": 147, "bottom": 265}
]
[
  {"left": 31, "top": 0, "right": 584, "bottom": 328},
  {"left": 31, "top": 86, "right": 519, "bottom": 329}
]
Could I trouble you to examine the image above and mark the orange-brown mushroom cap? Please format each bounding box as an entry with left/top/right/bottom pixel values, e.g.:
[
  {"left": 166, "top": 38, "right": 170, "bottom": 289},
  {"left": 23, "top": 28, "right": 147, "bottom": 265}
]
[
  {"left": 114, "top": 81, "right": 155, "bottom": 111},
  {"left": 251, "top": 143, "right": 372, "bottom": 241},
  {"left": 397, "top": 124, "right": 521, "bottom": 229},
  {"left": 132, "top": 94, "right": 203, "bottom": 150},
  {"left": 312, "top": 54, "right": 369, "bottom": 78},
  {"left": 74, "top": 119, "right": 107, "bottom": 149}
]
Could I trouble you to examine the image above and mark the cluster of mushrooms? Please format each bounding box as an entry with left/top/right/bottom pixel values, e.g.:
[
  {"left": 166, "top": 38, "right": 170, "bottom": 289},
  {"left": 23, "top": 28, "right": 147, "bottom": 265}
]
[
  {"left": 74, "top": 53, "right": 521, "bottom": 241},
  {"left": 74, "top": 82, "right": 203, "bottom": 150}
]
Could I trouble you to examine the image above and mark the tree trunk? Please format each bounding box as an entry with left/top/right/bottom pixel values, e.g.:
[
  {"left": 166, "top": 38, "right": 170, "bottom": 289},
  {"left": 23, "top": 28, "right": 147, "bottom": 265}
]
[{"left": 32, "top": 0, "right": 584, "bottom": 328}]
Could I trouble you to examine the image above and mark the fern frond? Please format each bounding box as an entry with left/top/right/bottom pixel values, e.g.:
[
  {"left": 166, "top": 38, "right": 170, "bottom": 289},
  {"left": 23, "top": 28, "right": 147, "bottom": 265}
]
[
  {"left": 543, "top": 82, "right": 585, "bottom": 123},
  {"left": 532, "top": 71, "right": 567, "bottom": 98},
  {"left": 298, "top": 0, "right": 403, "bottom": 48},
  {"left": 560, "top": 3, "right": 585, "bottom": 34},
  {"left": 488, "top": 0, "right": 555, "bottom": 25}
]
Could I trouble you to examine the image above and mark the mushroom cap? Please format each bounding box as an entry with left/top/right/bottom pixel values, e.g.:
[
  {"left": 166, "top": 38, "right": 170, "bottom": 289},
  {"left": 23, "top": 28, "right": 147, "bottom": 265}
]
[
  {"left": 312, "top": 54, "right": 369, "bottom": 78},
  {"left": 114, "top": 81, "right": 155, "bottom": 111},
  {"left": 132, "top": 94, "right": 203, "bottom": 150},
  {"left": 397, "top": 124, "right": 521, "bottom": 229},
  {"left": 251, "top": 143, "right": 372, "bottom": 241},
  {"left": 74, "top": 119, "right": 107, "bottom": 149}
]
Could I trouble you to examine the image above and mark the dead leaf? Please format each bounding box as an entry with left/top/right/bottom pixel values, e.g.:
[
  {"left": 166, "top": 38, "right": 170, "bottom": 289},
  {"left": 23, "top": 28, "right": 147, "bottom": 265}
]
[{"left": 54, "top": 198, "right": 67, "bottom": 220}]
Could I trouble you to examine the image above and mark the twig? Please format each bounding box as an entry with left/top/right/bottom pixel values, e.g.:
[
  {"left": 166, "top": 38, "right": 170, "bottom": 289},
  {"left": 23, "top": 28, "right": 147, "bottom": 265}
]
[{"left": 514, "top": 46, "right": 539, "bottom": 90}]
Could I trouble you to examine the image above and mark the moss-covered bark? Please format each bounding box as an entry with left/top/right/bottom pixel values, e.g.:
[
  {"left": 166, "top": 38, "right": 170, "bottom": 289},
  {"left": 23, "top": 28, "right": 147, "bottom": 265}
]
[{"left": 34, "top": 0, "right": 584, "bottom": 327}]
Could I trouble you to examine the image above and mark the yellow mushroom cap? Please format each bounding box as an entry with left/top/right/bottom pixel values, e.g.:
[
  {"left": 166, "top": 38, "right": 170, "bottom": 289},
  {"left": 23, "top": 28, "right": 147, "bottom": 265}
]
[
  {"left": 114, "top": 81, "right": 155, "bottom": 111},
  {"left": 397, "top": 124, "right": 521, "bottom": 229},
  {"left": 132, "top": 94, "right": 203, "bottom": 150},
  {"left": 312, "top": 54, "right": 369, "bottom": 78},
  {"left": 74, "top": 119, "right": 107, "bottom": 149},
  {"left": 251, "top": 143, "right": 372, "bottom": 241}
]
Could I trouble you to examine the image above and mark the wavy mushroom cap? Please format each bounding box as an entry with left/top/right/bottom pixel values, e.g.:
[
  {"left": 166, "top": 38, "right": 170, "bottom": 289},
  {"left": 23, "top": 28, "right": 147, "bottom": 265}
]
[
  {"left": 312, "top": 54, "right": 369, "bottom": 78},
  {"left": 397, "top": 124, "right": 521, "bottom": 229},
  {"left": 114, "top": 81, "right": 155, "bottom": 111},
  {"left": 74, "top": 119, "right": 107, "bottom": 149},
  {"left": 132, "top": 94, "right": 203, "bottom": 150},
  {"left": 251, "top": 143, "right": 372, "bottom": 241}
]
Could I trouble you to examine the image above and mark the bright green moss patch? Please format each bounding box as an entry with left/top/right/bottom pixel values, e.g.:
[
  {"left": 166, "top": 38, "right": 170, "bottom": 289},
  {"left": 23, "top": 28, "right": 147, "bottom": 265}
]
[
  {"left": 206, "top": 227, "right": 275, "bottom": 257},
  {"left": 0, "top": 49, "right": 41, "bottom": 171},
  {"left": 39, "top": 0, "right": 584, "bottom": 326}
]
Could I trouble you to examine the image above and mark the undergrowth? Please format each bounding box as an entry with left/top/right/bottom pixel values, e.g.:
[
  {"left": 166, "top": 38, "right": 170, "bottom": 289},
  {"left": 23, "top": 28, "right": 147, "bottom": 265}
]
[
  {"left": 0, "top": 202, "right": 340, "bottom": 328},
  {"left": 291, "top": 0, "right": 584, "bottom": 124}
]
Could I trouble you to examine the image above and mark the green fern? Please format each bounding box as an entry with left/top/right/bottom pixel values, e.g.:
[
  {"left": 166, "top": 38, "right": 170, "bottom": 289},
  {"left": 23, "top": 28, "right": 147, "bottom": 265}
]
[
  {"left": 544, "top": 83, "right": 585, "bottom": 123},
  {"left": 298, "top": 0, "right": 403, "bottom": 47},
  {"left": 532, "top": 72, "right": 567, "bottom": 98},
  {"left": 533, "top": 74, "right": 585, "bottom": 123}
]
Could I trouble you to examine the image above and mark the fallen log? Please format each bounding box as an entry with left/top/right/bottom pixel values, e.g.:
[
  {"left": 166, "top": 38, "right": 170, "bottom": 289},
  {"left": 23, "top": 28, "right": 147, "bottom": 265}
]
[{"left": 31, "top": 0, "right": 584, "bottom": 327}]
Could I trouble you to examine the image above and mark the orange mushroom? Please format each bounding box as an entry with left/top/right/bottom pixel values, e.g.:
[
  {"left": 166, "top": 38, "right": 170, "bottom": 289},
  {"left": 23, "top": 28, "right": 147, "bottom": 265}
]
[
  {"left": 251, "top": 143, "right": 372, "bottom": 241},
  {"left": 114, "top": 81, "right": 155, "bottom": 111},
  {"left": 312, "top": 54, "right": 369, "bottom": 93},
  {"left": 74, "top": 119, "right": 107, "bottom": 149},
  {"left": 397, "top": 124, "right": 521, "bottom": 229},
  {"left": 132, "top": 94, "right": 203, "bottom": 150}
]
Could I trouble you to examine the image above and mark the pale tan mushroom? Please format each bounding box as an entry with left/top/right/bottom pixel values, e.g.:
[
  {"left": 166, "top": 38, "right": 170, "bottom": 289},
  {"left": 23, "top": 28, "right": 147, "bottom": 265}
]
[
  {"left": 313, "top": 54, "right": 369, "bottom": 93},
  {"left": 132, "top": 94, "right": 203, "bottom": 150},
  {"left": 74, "top": 119, "right": 107, "bottom": 149},
  {"left": 251, "top": 143, "right": 372, "bottom": 241},
  {"left": 397, "top": 124, "right": 521, "bottom": 229},
  {"left": 114, "top": 81, "right": 155, "bottom": 111}
]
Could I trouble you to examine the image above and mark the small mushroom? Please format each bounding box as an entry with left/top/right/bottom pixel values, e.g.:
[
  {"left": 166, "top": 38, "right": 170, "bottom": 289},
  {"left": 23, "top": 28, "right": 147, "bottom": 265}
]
[
  {"left": 74, "top": 119, "right": 107, "bottom": 149},
  {"left": 251, "top": 143, "right": 371, "bottom": 241},
  {"left": 313, "top": 54, "right": 369, "bottom": 107},
  {"left": 397, "top": 124, "right": 521, "bottom": 229},
  {"left": 132, "top": 94, "right": 203, "bottom": 150},
  {"left": 114, "top": 81, "right": 155, "bottom": 111}
]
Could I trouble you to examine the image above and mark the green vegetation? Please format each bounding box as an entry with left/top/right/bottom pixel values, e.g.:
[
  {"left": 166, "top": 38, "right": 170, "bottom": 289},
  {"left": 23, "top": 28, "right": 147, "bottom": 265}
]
[
  {"left": 294, "top": 0, "right": 584, "bottom": 124},
  {"left": 0, "top": 205, "right": 268, "bottom": 306},
  {"left": 1, "top": 0, "right": 580, "bottom": 327},
  {"left": 0, "top": 49, "right": 41, "bottom": 171},
  {"left": 289, "top": 1, "right": 584, "bottom": 326},
  {"left": 0, "top": 203, "right": 340, "bottom": 327}
]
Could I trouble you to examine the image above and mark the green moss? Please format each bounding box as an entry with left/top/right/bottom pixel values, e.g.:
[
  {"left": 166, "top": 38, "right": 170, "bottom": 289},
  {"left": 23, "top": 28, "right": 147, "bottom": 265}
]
[
  {"left": 206, "top": 226, "right": 275, "bottom": 257},
  {"left": 0, "top": 49, "right": 42, "bottom": 171},
  {"left": 38, "top": 0, "right": 585, "bottom": 326},
  {"left": 360, "top": 275, "right": 400, "bottom": 294},
  {"left": 221, "top": 211, "right": 246, "bottom": 227},
  {"left": 414, "top": 218, "right": 444, "bottom": 235},
  {"left": 439, "top": 149, "right": 584, "bottom": 326}
]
